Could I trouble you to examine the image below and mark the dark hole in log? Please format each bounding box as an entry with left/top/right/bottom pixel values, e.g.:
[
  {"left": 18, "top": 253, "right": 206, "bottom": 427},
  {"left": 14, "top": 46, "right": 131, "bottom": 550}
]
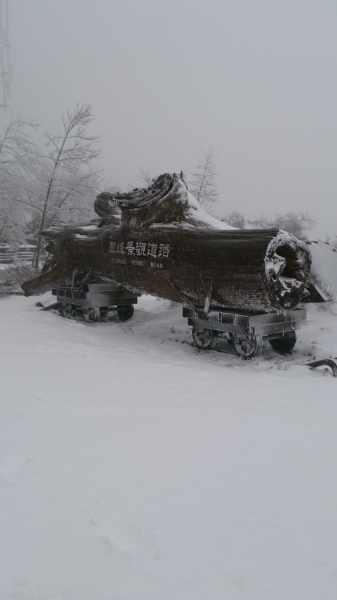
[{"left": 276, "top": 244, "right": 305, "bottom": 281}]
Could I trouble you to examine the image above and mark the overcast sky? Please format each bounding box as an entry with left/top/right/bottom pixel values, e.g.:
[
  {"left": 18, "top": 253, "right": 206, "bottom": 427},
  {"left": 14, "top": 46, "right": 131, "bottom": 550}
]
[{"left": 2, "top": 0, "right": 337, "bottom": 237}]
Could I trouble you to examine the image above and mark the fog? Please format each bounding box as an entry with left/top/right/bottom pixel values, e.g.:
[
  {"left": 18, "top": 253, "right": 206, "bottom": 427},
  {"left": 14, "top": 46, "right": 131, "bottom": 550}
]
[{"left": 3, "top": 0, "right": 337, "bottom": 237}]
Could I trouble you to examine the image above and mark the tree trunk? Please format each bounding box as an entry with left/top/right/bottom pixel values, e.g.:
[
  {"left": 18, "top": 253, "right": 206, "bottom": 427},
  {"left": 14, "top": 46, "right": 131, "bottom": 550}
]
[{"left": 22, "top": 173, "right": 311, "bottom": 311}]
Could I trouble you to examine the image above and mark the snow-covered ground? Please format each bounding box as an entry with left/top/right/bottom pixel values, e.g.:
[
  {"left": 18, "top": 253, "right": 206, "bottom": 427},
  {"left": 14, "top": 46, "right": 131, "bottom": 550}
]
[{"left": 1, "top": 294, "right": 337, "bottom": 600}]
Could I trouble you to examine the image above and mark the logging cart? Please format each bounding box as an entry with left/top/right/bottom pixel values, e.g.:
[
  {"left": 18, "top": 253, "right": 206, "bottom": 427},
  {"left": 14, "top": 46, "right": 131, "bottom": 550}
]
[
  {"left": 52, "top": 280, "right": 139, "bottom": 323},
  {"left": 183, "top": 305, "right": 307, "bottom": 357}
]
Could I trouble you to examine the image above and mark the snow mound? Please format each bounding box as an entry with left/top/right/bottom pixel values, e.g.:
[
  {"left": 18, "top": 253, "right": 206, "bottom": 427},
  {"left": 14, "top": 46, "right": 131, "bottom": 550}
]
[
  {"left": 308, "top": 241, "right": 337, "bottom": 301},
  {"left": 184, "top": 189, "right": 235, "bottom": 230}
]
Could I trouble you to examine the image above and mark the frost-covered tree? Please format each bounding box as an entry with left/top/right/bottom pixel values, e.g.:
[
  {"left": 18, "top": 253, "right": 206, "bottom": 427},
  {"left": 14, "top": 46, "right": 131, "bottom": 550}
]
[
  {"left": 0, "top": 114, "right": 40, "bottom": 181},
  {"left": 0, "top": 115, "right": 40, "bottom": 246},
  {"left": 189, "top": 148, "right": 219, "bottom": 209},
  {"left": 17, "top": 104, "right": 102, "bottom": 267}
]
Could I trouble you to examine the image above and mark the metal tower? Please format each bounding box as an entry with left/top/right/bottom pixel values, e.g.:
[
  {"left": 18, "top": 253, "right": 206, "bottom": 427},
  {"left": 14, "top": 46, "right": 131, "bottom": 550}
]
[{"left": 0, "top": 0, "right": 12, "bottom": 111}]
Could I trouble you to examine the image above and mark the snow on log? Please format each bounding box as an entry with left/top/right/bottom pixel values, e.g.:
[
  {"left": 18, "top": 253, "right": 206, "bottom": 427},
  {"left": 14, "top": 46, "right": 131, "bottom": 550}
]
[{"left": 22, "top": 173, "right": 311, "bottom": 311}]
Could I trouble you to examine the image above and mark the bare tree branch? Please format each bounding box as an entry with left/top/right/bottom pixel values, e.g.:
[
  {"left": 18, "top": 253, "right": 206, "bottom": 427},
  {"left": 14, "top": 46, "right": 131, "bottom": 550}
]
[
  {"left": 137, "top": 167, "right": 155, "bottom": 186},
  {"left": 29, "top": 104, "right": 102, "bottom": 267},
  {"left": 189, "top": 148, "right": 219, "bottom": 209}
]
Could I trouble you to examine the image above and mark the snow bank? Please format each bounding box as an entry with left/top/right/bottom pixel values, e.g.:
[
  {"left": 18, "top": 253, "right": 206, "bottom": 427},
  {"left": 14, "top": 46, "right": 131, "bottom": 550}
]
[
  {"left": 308, "top": 241, "right": 337, "bottom": 301},
  {"left": 1, "top": 295, "right": 337, "bottom": 600}
]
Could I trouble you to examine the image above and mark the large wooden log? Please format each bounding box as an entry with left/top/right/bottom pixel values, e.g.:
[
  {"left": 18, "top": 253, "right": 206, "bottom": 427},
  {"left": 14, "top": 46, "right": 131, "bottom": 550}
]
[{"left": 22, "top": 173, "right": 311, "bottom": 311}]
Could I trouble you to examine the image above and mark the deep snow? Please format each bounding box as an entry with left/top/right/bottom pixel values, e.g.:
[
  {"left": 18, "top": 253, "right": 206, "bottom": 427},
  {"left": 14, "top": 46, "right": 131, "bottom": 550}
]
[{"left": 1, "top": 294, "right": 337, "bottom": 600}]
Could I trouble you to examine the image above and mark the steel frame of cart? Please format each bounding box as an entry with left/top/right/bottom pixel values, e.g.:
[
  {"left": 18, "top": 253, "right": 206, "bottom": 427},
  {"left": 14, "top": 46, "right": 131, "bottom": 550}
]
[
  {"left": 52, "top": 282, "right": 139, "bottom": 322},
  {"left": 183, "top": 306, "right": 306, "bottom": 357}
]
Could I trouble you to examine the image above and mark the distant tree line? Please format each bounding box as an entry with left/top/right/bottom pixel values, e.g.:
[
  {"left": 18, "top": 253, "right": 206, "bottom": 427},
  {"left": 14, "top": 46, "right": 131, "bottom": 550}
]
[{"left": 221, "top": 210, "right": 318, "bottom": 240}]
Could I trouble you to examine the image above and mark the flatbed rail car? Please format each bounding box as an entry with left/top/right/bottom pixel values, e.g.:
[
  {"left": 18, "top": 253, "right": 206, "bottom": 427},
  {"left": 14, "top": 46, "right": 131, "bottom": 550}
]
[
  {"left": 183, "top": 306, "right": 307, "bottom": 357},
  {"left": 52, "top": 281, "right": 140, "bottom": 322}
]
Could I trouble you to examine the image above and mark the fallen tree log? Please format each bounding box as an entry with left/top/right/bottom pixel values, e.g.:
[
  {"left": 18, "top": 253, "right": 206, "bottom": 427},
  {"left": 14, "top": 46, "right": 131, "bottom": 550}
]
[{"left": 22, "top": 173, "right": 311, "bottom": 311}]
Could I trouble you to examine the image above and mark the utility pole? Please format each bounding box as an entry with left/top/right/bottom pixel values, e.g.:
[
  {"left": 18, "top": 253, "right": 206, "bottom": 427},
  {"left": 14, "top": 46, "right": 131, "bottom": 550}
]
[{"left": 0, "top": 0, "right": 12, "bottom": 111}]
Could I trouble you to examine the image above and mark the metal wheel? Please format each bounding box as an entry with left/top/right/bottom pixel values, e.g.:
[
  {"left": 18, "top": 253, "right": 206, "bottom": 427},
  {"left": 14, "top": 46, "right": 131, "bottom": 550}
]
[
  {"left": 117, "top": 304, "right": 134, "bottom": 321},
  {"left": 61, "top": 303, "right": 75, "bottom": 318},
  {"left": 269, "top": 330, "right": 296, "bottom": 354},
  {"left": 192, "top": 326, "right": 218, "bottom": 349},
  {"left": 83, "top": 307, "right": 100, "bottom": 322},
  {"left": 233, "top": 332, "right": 263, "bottom": 358}
]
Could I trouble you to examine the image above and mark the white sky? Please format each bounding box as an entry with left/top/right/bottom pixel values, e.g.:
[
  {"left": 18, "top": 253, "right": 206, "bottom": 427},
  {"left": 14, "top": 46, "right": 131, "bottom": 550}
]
[{"left": 2, "top": 0, "right": 337, "bottom": 237}]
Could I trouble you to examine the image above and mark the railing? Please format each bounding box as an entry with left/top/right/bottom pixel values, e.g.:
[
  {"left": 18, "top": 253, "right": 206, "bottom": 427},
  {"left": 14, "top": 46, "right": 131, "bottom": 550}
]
[{"left": 0, "top": 245, "right": 47, "bottom": 264}]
